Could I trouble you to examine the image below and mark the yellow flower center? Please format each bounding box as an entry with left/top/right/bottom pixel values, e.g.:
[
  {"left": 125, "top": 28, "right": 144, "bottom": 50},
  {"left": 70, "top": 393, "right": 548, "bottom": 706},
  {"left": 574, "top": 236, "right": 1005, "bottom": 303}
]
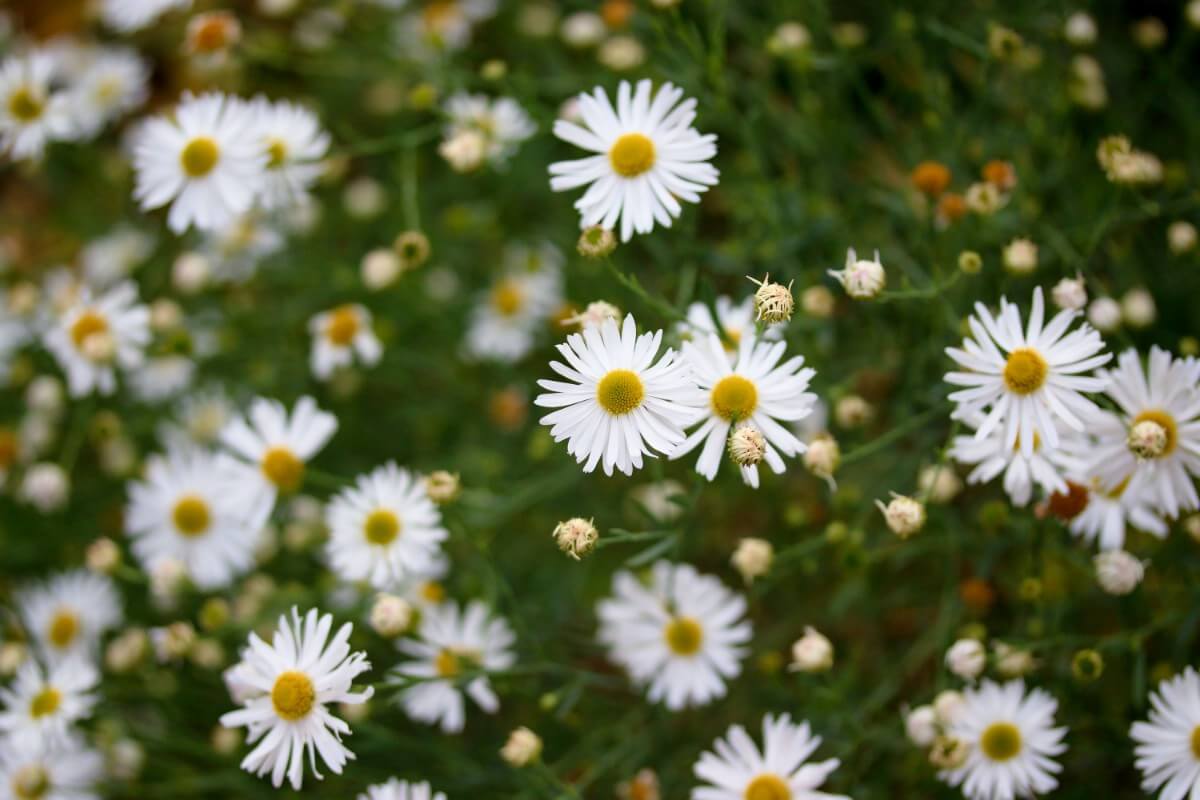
[
  {"left": 11, "top": 765, "right": 49, "bottom": 800},
  {"left": 596, "top": 369, "right": 645, "bottom": 416},
  {"left": 69, "top": 311, "right": 109, "bottom": 350},
  {"left": 325, "top": 305, "right": 360, "bottom": 346},
  {"left": 29, "top": 688, "right": 61, "bottom": 719},
  {"left": 744, "top": 774, "right": 791, "bottom": 800},
  {"left": 0, "top": 428, "right": 17, "bottom": 469},
  {"left": 8, "top": 88, "right": 44, "bottom": 122},
  {"left": 271, "top": 670, "right": 315, "bottom": 721},
  {"left": 47, "top": 610, "right": 79, "bottom": 650},
  {"left": 180, "top": 136, "right": 220, "bottom": 178},
  {"left": 491, "top": 280, "right": 525, "bottom": 317},
  {"left": 364, "top": 508, "right": 401, "bottom": 545},
  {"left": 420, "top": 581, "right": 446, "bottom": 604},
  {"left": 172, "top": 494, "right": 211, "bottom": 537},
  {"left": 266, "top": 138, "right": 287, "bottom": 168},
  {"left": 1002, "top": 348, "right": 1047, "bottom": 395},
  {"left": 663, "top": 616, "right": 703, "bottom": 656},
  {"left": 261, "top": 447, "right": 304, "bottom": 492},
  {"left": 711, "top": 375, "right": 759, "bottom": 421},
  {"left": 1130, "top": 409, "right": 1178, "bottom": 457},
  {"left": 435, "top": 648, "right": 462, "bottom": 677},
  {"left": 1191, "top": 725, "right": 1200, "bottom": 760},
  {"left": 980, "top": 721, "right": 1022, "bottom": 761},
  {"left": 610, "top": 133, "right": 656, "bottom": 177}
]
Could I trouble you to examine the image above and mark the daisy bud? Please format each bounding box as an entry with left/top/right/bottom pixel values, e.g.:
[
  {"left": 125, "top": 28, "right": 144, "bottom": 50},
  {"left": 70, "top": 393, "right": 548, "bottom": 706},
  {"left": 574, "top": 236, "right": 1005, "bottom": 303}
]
[
  {"left": 424, "top": 470, "right": 461, "bottom": 504},
  {"left": 727, "top": 424, "right": 766, "bottom": 468},
  {"left": 361, "top": 248, "right": 402, "bottom": 291},
  {"left": 766, "top": 22, "right": 811, "bottom": 56},
  {"left": 108, "top": 739, "right": 145, "bottom": 781},
  {"left": 828, "top": 247, "right": 885, "bottom": 299},
  {"left": 186, "top": 11, "right": 242, "bottom": 57},
  {"left": 563, "top": 300, "right": 621, "bottom": 331},
  {"left": 24, "top": 376, "right": 64, "bottom": 417},
  {"left": 747, "top": 274, "right": 795, "bottom": 323},
  {"left": 945, "top": 638, "right": 986, "bottom": 680},
  {"left": 1184, "top": 514, "right": 1200, "bottom": 543},
  {"left": 731, "top": 537, "right": 773, "bottom": 584},
  {"left": 172, "top": 252, "right": 210, "bottom": 294},
  {"left": 149, "top": 298, "right": 183, "bottom": 332},
  {"left": 394, "top": 230, "right": 431, "bottom": 270},
  {"left": 1051, "top": 273, "right": 1088, "bottom": 310},
  {"left": 905, "top": 705, "right": 938, "bottom": 747},
  {"left": 151, "top": 621, "right": 196, "bottom": 662},
  {"left": 1121, "top": 288, "right": 1156, "bottom": 328},
  {"left": 789, "top": 626, "right": 834, "bottom": 673},
  {"left": 19, "top": 463, "right": 69, "bottom": 512},
  {"left": 1168, "top": 221, "right": 1198, "bottom": 254},
  {"left": 1127, "top": 419, "right": 1168, "bottom": 459},
  {"left": 598, "top": 36, "right": 646, "bottom": 71},
  {"left": 577, "top": 225, "right": 617, "bottom": 258},
  {"left": 877, "top": 493, "right": 926, "bottom": 538},
  {"left": 804, "top": 434, "right": 840, "bottom": 484},
  {"left": 993, "top": 641, "right": 1037, "bottom": 678},
  {"left": 81, "top": 330, "right": 116, "bottom": 362},
  {"left": 957, "top": 250, "right": 983, "bottom": 274},
  {"left": 190, "top": 638, "right": 225, "bottom": 669},
  {"left": 1071, "top": 649, "right": 1104, "bottom": 682},
  {"left": 835, "top": 395, "right": 874, "bottom": 428},
  {"left": 343, "top": 176, "right": 386, "bottom": 218},
  {"left": 1094, "top": 550, "right": 1144, "bottom": 595},
  {"left": 0, "top": 642, "right": 27, "bottom": 676},
  {"left": 1131, "top": 17, "right": 1166, "bottom": 49},
  {"left": 929, "top": 734, "right": 970, "bottom": 770},
  {"left": 933, "top": 689, "right": 966, "bottom": 724},
  {"left": 918, "top": 465, "right": 962, "bottom": 504},
  {"left": 965, "top": 181, "right": 1003, "bottom": 215},
  {"left": 369, "top": 594, "right": 413, "bottom": 637},
  {"left": 105, "top": 628, "right": 148, "bottom": 673},
  {"left": 552, "top": 517, "right": 598, "bottom": 560},
  {"left": 1064, "top": 11, "right": 1098, "bottom": 46},
  {"left": 500, "top": 727, "right": 543, "bottom": 767},
  {"left": 86, "top": 537, "right": 121, "bottom": 574},
  {"left": 212, "top": 725, "right": 242, "bottom": 755},
  {"left": 1002, "top": 237, "right": 1038, "bottom": 275},
  {"left": 150, "top": 557, "right": 187, "bottom": 604},
  {"left": 1087, "top": 297, "right": 1122, "bottom": 332},
  {"left": 561, "top": 12, "right": 606, "bottom": 48},
  {"left": 199, "top": 598, "right": 231, "bottom": 631},
  {"left": 439, "top": 129, "right": 487, "bottom": 173},
  {"left": 800, "top": 285, "right": 834, "bottom": 318}
]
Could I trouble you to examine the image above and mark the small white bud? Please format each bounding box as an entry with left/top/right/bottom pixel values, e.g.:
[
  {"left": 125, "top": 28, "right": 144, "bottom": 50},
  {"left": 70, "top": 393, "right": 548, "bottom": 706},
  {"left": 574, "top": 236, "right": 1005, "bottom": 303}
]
[
  {"left": 1087, "top": 297, "right": 1122, "bottom": 332},
  {"left": 929, "top": 734, "right": 970, "bottom": 770},
  {"left": 1121, "top": 288, "right": 1156, "bottom": 328},
  {"left": 150, "top": 621, "right": 196, "bottom": 662},
  {"left": 905, "top": 705, "right": 938, "bottom": 747},
  {"left": 933, "top": 689, "right": 965, "bottom": 724},
  {"left": 1064, "top": 12, "right": 1097, "bottom": 46},
  {"left": 424, "top": 470, "right": 461, "bottom": 504},
  {"left": 800, "top": 285, "right": 835, "bottom": 318},
  {"left": 86, "top": 537, "right": 121, "bottom": 573},
  {"left": 105, "top": 628, "right": 148, "bottom": 673},
  {"left": 993, "top": 641, "right": 1037, "bottom": 678},
  {"left": 747, "top": 274, "right": 794, "bottom": 323},
  {"left": 1002, "top": 238, "right": 1038, "bottom": 275},
  {"left": 828, "top": 247, "right": 886, "bottom": 299},
  {"left": 1051, "top": 273, "right": 1088, "bottom": 310},
  {"left": 789, "top": 626, "right": 834, "bottom": 673},
  {"left": 597, "top": 36, "right": 645, "bottom": 71},
  {"left": 439, "top": 130, "right": 487, "bottom": 173},
  {"left": 19, "top": 463, "right": 69, "bottom": 512},
  {"left": 563, "top": 301, "right": 620, "bottom": 331},
  {"left": 730, "top": 538, "right": 773, "bottom": 584},
  {"left": 150, "top": 557, "right": 187, "bottom": 604},
  {"left": 577, "top": 226, "right": 617, "bottom": 258},
  {"left": 369, "top": 594, "right": 413, "bottom": 637},
  {"left": 727, "top": 424, "right": 766, "bottom": 468},
  {"left": 965, "top": 182, "right": 1004, "bottom": 214},
  {"left": 804, "top": 434, "right": 840, "bottom": 485},
  {"left": 500, "top": 727, "right": 543, "bottom": 767},
  {"left": 945, "top": 638, "right": 986, "bottom": 680},
  {"left": 343, "top": 177, "right": 386, "bottom": 219},
  {"left": 918, "top": 465, "right": 962, "bottom": 504},
  {"left": 172, "top": 252, "right": 210, "bottom": 294},
  {"left": 1127, "top": 420, "right": 1168, "bottom": 459},
  {"left": 24, "top": 376, "right": 64, "bottom": 417},
  {"left": 1168, "top": 221, "right": 1198, "bottom": 255},
  {"left": 1094, "top": 550, "right": 1144, "bottom": 595},
  {"left": 876, "top": 492, "right": 926, "bottom": 538},
  {"left": 560, "top": 12, "right": 605, "bottom": 48},
  {"left": 149, "top": 298, "right": 183, "bottom": 332},
  {"left": 552, "top": 517, "right": 598, "bottom": 560},
  {"left": 361, "top": 248, "right": 402, "bottom": 291},
  {"left": 834, "top": 395, "right": 874, "bottom": 428},
  {"left": 0, "top": 642, "right": 28, "bottom": 676}
]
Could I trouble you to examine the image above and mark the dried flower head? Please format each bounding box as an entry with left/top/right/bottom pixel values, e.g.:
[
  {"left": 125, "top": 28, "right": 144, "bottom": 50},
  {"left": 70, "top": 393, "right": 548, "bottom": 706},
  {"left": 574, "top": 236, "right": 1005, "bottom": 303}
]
[
  {"left": 552, "top": 517, "right": 598, "bottom": 560},
  {"left": 747, "top": 274, "right": 795, "bottom": 323}
]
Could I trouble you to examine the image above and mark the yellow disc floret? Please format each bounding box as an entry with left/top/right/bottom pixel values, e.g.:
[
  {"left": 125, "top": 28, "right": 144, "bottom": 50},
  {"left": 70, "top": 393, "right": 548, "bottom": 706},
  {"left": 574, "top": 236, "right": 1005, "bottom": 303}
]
[
  {"left": 596, "top": 369, "right": 645, "bottom": 416},
  {"left": 271, "top": 670, "right": 315, "bottom": 721},
  {"left": 1003, "top": 348, "right": 1048, "bottom": 395},
  {"left": 609, "top": 133, "right": 656, "bottom": 177},
  {"left": 711, "top": 375, "right": 758, "bottom": 421}
]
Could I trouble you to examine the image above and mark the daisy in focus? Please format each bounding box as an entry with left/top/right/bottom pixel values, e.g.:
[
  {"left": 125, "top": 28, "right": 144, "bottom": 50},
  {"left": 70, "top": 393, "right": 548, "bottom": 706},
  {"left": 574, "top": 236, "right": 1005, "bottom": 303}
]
[
  {"left": 549, "top": 79, "right": 719, "bottom": 242},
  {"left": 393, "top": 600, "right": 516, "bottom": 733},
  {"left": 0, "top": 51, "right": 74, "bottom": 161},
  {"left": 671, "top": 333, "right": 817, "bottom": 488},
  {"left": 951, "top": 411, "right": 1069, "bottom": 507},
  {"left": 308, "top": 304, "right": 382, "bottom": 380},
  {"left": 691, "top": 713, "right": 849, "bottom": 800},
  {"left": 17, "top": 570, "right": 122, "bottom": 665},
  {"left": 359, "top": 777, "right": 447, "bottom": 800},
  {"left": 1130, "top": 666, "right": 1200, "bottom": 800},
  {"left": 0, "top": 734, "right": 104, "bottom": 800},
  {"left": 325, "top": 462, "right": 448, "bottom": 590},
  {"left": 597, "top": 560, "right": 751, "bottom": 710},
  {"left": 945, "top": 286, "right": 1110, "bottom": 457},
  {"left": 249, "top": 96, "right": 330, "bottom": 210},
  {"left": 42, "top": 280, "right": 150, "bottom": 397},
  {"left": 939, "top": 679, "right": 1068, "bottom": 800},
  {"left": 464, "top": 247, "right": 563, "bottom": 363},
  {"left": 219, "top": 395, "right": 338, "bottom": 519},
  {"left": 534, "top": 314, "right": 693, "bottom": 476},
  {"left": 101, "top": 0, "right": 192, "bottom": 32},
  {"left": 441, "top": 92, "right": 535, "bottom": 170},
  {"left": 219, "top": 607, "right": 374, "bottom": 790},
  {"left": 131, "top": 91, "right": 266, "bottom": 233},
  {"left": 0, "top": 658, "right": 98, "bottom": 746},
  {"left": 125, "top": 448, "right": 268, "bottom": 590}
]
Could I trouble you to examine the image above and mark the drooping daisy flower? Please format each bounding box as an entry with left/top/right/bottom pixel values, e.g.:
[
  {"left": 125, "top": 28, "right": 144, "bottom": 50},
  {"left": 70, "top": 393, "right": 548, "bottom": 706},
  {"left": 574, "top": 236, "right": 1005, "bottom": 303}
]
[
  {"left": 125, "top": 448, "right": 268, "bottom": 590},
  {"left": 549, "top": 79, "right": 719, "bottom": 242},
  {"left": 442, "top": 92, "right": 535, "bottom": 168},
  {"left": 0, "top": 51, "right": 74, "bottom": 161},
  {"left": 0, "top": 733, "right": 104, "bottom": 800},
  {"left": 308, "top": 304, "right": 382, "bottom": 380},
  {"left": 42, "top": 280, "right": 150, "bottom": 398},
  {"left": 691, "top": 714, "right": 850, "bottom": 800},
  {"left": 597, "top": 561, "right": 751, "bottom": 710},
  {"left": 325, "top": 462, "right": 448, "bottom": 590},
  {"left": 219, "top": 395, "right": 338, "bottom": 519},
  {"left": 248, "top": 97, "right": 330, "bottom": 210},
  {"left": 1130, "top": 666, "right": 1200, "bottom": 799},
  {"left": 66, "top": 46, "right": 149, "bottom": 138},
  {"left": 464, "top": 251, "right": 563, "bottom": 363},
  {"left": 951, "top": 411, "right": 1070, "bottom": 507},
  {"left": 101, "top": 0, "right": 192, "bottom": 33},
  {"left": 219, "top": 607, "right": 374, "bottom": 790},
  {"left": 671, "top": 333, "right": 817, "bottom": 488},
  {"left": 534, "top": 314, "right": 693, "bottom": 476},
  {"left": 359, "top": 777, "right": 447, "bottom": 800},
  {"left": 0, "top": 658, "right": 98, "bottom": 746},
  {"left": 393, "top": 600, "right": 516, "bottom": 733},
  {"left": 131, "top": 92, "right": 267, "bottom": 233},
  {"left": 939, "top": 679, "right": 1068, "bottom": 800},
  {"left": 678, "top": 295, "right": 782, "bottom": 359},
  {"left": 1080, "top": 347, "right": 1200, "bottom": 518},
  {"left": 17, "top": 571, "right": 121, "bottom": 665},
  {"left": 945, "top": 286, "right": 1111, "bottom": 457}
]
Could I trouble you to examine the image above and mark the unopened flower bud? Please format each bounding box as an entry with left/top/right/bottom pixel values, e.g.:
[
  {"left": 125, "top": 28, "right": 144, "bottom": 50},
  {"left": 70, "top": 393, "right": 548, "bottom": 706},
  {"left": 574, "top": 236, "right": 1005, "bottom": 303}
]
[
  {"left": 394, "top": 230, "right": 431, "bottom": 270},
  {"left": 1064, "top": 11, "right": 1098, "bottom": 46},
  {"left": 439, "top": 129, "right": 487, "bottom": 172},
  {"left": 86, "top": 538, "right": 121, "bottom": 573},
  {"left": 0, "top": 642, "right": 27, "bottom": 676},
  {"left": 877, "top": 492, "right": 926, "bottom": 538},
  {"left": 993, "top": 641, "right": 1037, "bottom": 678},
  {"left": 212, "top": 725, "right": 242, "bottom": 755},
  {"left": 728, "top": 424, "right": 766, "bottom": 467},
  {"left": 957, "top": 250, "right": 983, "bottom": 274},
  {"left": 933, "top": 689, "right": 965, "bottom": 724},
  {"left": 563, "top": 300, "right": 620, "bottom": 331},
  {"left": 362, "top": 248, "right": 402, "bottom": 291},
  {"left": 1051, "top": 273, "right": 1088, "bottom": 310},
  {"left": 577, "top": 225, "right": 617, "bottom": 258},
  {"left": 731, "top": 537, "right": 773, "bottom": 584},
  {"left": 1128, "top": 420, "right": 1168, "bottom": 459},
  {"left": 804, "top": 434, "right": 840, "bottom": 484},
  {"left": 105, "top": 628, "right": 148, "bottom": 673},
  {"left": 800, "top": 285, "right": 834, "bottom": 318},
  {"left": 747, "top": 274, "right": 794, "bottom": 323},
  {"left": 553, "top": 517, "right": 598, "bottom": 560},
  {"left": 500, "top": 726, "right": 543, "bottom": 767},
  {"left": 1072, "top": 648, "right": 1104, "bottom": 682},
  {"left": 1168, "top": 221, "right": 1197, "bottom": 255},
  {"left": 829, "top": 248, "right": 885, "bottom": 299},
  {"left": 1094, "top": 550, "right": 1144, "bottom": 595},
  {"left": 1087, "top": 297, "right": 1122, "bottom": 332},
  {"left": 1121, "top": 288, "right": 1156, "bottom": 328},
  {"left": 945, "top": 638, "right": 986, "bottom": 680},
  {"left": 1002, "top": 238, "right": 1038, "bottom": 275},
  {"left": 151, "top": 622, "right": 196, "bottom": 662},
  {"left": 905, "top": 705, "right": 938, "bottom": 747},
  {"left": 370, "top": 594, "right": 413, "bottom": 637},
  {"left": 19, "top": 463, "right": 69, "bottom": 512},
  {"left": 789, "top": 626, "right": 833, "bottom": 673},
  {"left": 918, "top": 465, "right": 962, "bottom": 504},
  {"left": 929, "top": 735, "right": 970, "bottom": 770},
  {"left": 172, "top": 252, "right": 210, "bottom": 294},
  {"left": 424, "top": 470, "right": 461, "bottom": 504}
]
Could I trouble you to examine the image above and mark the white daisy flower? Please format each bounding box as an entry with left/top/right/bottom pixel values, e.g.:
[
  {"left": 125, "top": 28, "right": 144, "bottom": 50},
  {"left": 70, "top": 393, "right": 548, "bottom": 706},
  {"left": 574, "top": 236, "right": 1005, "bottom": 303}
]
[
  {"left": 443, "top": 92, "right": 535, "bottom": 167},
  {"left": 678, "top": 295, "right": 783, "bottom": 359},
  {"left": 158, "top": 384, "right": 234, "bottom": 449},
  {"left": 359, "top": 777, "right": 447, "bottom": 800},
  {"left": 393, "top": 0, "right": 498, "bottom": 55},
  {"left": 691, "top": 713, "right": 849, "bottom": 800},
  {"left": 0, "top": 733, "right": 104, "bottom": 800},
  {"left": 464, "top": 254, "right": 563, "bottom": 363},
  {"left": 128, "top": 355, "right": 196, "bottom": 403},
  {"left": 101, "top": 0, "right": 192, "bottom": 33},
  {"left": 219, "top": 607, "right": 374, "bottom": 790},
  {"left": 596, "top": 561, "right": 751, "bottom": 710},
  {"left": 219, "top": 395, "right": 338, "bottom": 519},
  {"left": 393, "top": 600, "right": 516, "bottom": 733},
  {"left": 17, "top": 570, "right": 121, "bottom": 665},
  {"left": 66, "top": 46, "right": 148, "bottom": 138},
  {"left": 0, "top": 51, "right": 74, "bottom": 161},
  {"left": 248, "top": 97, "right": 330, "bottom": 210},
  {"left": 42, "top": 280, "right": 150, "bottom": 398},
  {"left": 945, "top": 286, "right": 1111, "bottom": 458},
  {"left": 1130, "top": 666, "right": 1200, "bottom": 800},
  {"left": 1065, "top": 477, "right": 1168, "bottom": 551},
  {"left": 1081, "top": 346, "right": 1200, "bottom": 518},
  {"left": 671, "top": 333, "right": 817, "bottom": 488},
  {"left": 534, "top": 314, "right": 694, "bottom": 476},
  {"left": 125, "top": 448, "right": 268, "bottom": 590},
  {"left": 131, "top": 91, "right": 267, "bottom": 234},
  {"left": 308, "top": 304, "right": 382, "bottom": 380},
  {"left": 0, "top": 658, "right": 98, "bottom": 746},
  {"left": 951, "top": 411, "right": 1069, "bottom": 507},
  {"left": 939, "top": 679, "right": 1068, "bottom": 800},
  {"left": 80, "top": 226, "right": 154, "bottom": 289},
  {"left": 549, "top": 79, "right": 720, "bottom": 242},
  {"left": 200, "top": 211, "right": 286, "bottom": 284},
  {"left": 325, "top": 462, "right": 449, "bottom": 590}
]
